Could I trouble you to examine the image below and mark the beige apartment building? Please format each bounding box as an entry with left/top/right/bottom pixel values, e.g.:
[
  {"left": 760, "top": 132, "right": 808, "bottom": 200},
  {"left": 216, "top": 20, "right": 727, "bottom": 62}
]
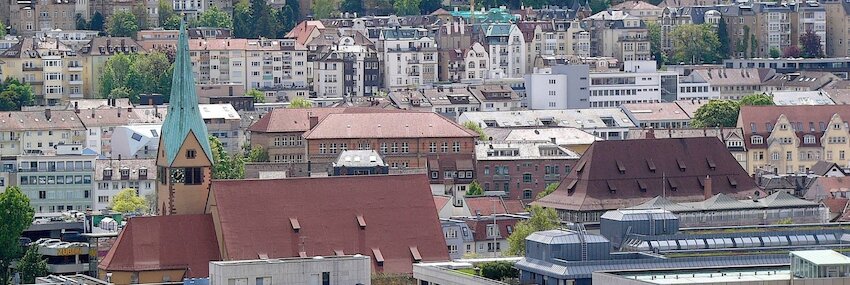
[
  {"left": 0, "top": 37, "right": 85, "bottom": 106},
  {"left": 739, "top": 105, "right": 850, "bottom": 175},
  {"left": 824, "top": 0, "right": 850, "bottom": 57},
  {"left": 8, "top": 0, "right": 76, "bottom": 36},
  {"left": 0, "top": 110, "right": 86, "bottom": 157}
]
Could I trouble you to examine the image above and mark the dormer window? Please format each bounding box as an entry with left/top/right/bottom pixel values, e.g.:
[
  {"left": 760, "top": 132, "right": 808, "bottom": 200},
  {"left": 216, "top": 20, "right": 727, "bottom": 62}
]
[
  {"left": 804, "top": 135, "right": 816, "bottom": 144},
  {"left": 138, "top": 168, "right": 148, "bottom": 179},
  {"left": 103, "top": 168, "right": 113, "bottom": 180},
  {"left": 751, "top": 135, "right": 763, "bottom": 144},
  {"left": 120, "top": 168, "right": 130, "bottom": 180}
]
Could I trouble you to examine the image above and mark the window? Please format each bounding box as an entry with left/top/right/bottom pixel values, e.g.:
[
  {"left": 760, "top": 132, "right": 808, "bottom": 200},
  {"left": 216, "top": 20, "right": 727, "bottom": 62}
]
[
  {"left": 804, "top": 135, "right": 815, "bottom": 144},
  {"left": 448, "top": 245, "right": 458, "bottom": 253},
  {"left": 380, "top": 143, "right": 388, "bottom": 153},
  {"left": 771, "top": 152, "right": 780, "bottom": 161},
  {"left": 321, "top": 272, "right": 330, "bottom": 285},
  {"left": 185, "top": 167, "right": 203, "bottom": 185},
  {"left": 39, "top": 191, "right": 46, "bottom": 199},
  {"left": 429, "top": 142, "right": 437, "bottom": 153},
  {"left": 523, "top": 173, "right": 532, "bottom": 183},
  {"left": 319, "top": 143, "right": 327, "bottom": 154},
  {"left": 441, "top": 142, "right": 449, "bottom": 153},
  {"left": 255, "top": 277, "right": 270, "bottom": 285},
  {"left": 523, "top": 189, "right": 533, "bottom": 199},
  {"left": 751, "top": 136, "right": 763, "bottom": 144},
  {"left": 391, "top": 142, "right": 399, "bottom": 153},
  {"left": 452, "top": 142, "right": 460, "bottom": 153},
  {"left": 186, "top": 149, "right": 197, "bottom": 159},
  {"left": 401, "top": 142, "right": 409, "bottom": 153},
  {"left": 98, "top": 196, "right": 109, "bottom": 203}
]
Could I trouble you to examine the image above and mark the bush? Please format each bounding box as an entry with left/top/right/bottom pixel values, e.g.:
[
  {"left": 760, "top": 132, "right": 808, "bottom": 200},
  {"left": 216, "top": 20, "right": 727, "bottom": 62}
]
[{"left": 479, "top": 261, "right": 518, "bottom": 281}]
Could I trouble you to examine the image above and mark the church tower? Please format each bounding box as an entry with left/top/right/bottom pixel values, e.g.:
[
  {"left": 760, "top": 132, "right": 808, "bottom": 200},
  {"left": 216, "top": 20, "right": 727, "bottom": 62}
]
[{"left": 155, "top": 22, "right": 214, "bottom": 215}]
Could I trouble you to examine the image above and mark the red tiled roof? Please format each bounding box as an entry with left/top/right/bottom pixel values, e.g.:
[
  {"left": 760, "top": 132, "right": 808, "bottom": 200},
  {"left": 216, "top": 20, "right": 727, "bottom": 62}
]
[
  {"left": 434, "top": 195, "right": 450, "bottom": 211},
  {"left": 98, "top": 214, "right": 220, "bottom": 277},
  {"left": 823, "top": 197, "right": 849, "bottom": 214},
  {"left": 533, "top": 137, "right": 760, "bottom": 212},
  {"left": 738, "top": 105, "right": 850, "bottom": 149},
  {"left": 211, "top": 174, "right": 449, "bottom": 274},
  {"left": 303, "top": 112, "right": 478, "bottom": 139},
  {"left": 248, "top": 108, "right": 399, "bottom": 133}
]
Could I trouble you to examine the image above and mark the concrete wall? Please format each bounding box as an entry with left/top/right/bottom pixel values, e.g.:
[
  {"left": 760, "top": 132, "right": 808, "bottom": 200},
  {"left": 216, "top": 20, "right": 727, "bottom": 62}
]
[{"left": 209, "top": 256, "right": 371, "bottom": 285}]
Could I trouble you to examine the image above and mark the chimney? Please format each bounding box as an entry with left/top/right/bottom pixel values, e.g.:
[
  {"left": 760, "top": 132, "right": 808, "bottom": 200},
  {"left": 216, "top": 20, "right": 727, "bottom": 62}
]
[
  {"left": 74, "top": 102, "right": 79, "bottom": 113},
  {"left": 703, "top": 175, "right": 713, "bottom": 199},
  {"left": 117, "top": 108, "right": 122, "bottom": 118},
  {"left": 44, "top": 109, "right": 52, "bottom": 120},
  {"left": 308, "top": 116, "right": 319, "bottom": 129}
]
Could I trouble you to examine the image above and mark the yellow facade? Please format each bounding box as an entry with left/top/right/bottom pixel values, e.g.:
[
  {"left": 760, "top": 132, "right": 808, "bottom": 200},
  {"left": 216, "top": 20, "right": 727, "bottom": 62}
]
[{"left": 748, "top": 114, "right": 850, "bottom": 174}]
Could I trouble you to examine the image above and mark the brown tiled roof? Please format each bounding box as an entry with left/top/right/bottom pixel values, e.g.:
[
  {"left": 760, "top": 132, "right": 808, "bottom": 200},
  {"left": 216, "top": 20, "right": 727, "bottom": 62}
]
[
  {"left": 210, "top": 174, "right": 449, "bottom": 274},
  {"left": 79, "top": 37, "right": 145, "bottom": 55},
  {"left": 823, "top": 197, "right": 848, "bottom": 215},
  {"left": 464, "top": 217, "right": 521, "bottom": 242},
  {"left": 813, "top": 177, "right": 850, "bottom": 194},
  {"left": 77, "top": 108, "right": 141, "bottom": 128},
  {"left": 612, "top": 0, "right": 661, "bottom": 10},
  {"left": 303, "top": 112, "right": 478, "bottom": 139},
  {"left": 466, "top": 196, "right": 526, "bottom": 216},
  {"left": 737, "top": 105, "right": 850, "bottom": 149},
  {"left": 0, "top": 110, "right": 85, "bottom": 131},
  {"left": 98, "top": 214, "right": 220, "bottom": 277},
  {"left": 285, "top": 21, "right": 325, "bottom": 45},
  {"left": 533, "top": 137, "right": 760, "bottom": 212}
]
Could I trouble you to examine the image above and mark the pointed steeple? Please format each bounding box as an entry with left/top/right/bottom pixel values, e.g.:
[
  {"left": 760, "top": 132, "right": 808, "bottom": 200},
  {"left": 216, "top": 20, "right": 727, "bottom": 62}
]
[{"left": 160, "top": 21, "right": 213, "bottom": 166}]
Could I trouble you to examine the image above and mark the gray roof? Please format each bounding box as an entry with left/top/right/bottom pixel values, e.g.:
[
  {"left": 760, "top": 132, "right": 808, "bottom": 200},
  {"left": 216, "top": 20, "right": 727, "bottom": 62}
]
[
  {"left": 458, "top": 109, "right": 636, "bottom": 129},
  {"left": 627, "top": 192, "right": 818, "bottom": 212},
  {"left": 601, "top": 208, "right": 679, "bottom": 221},
  {"left": 526, "top": 230, "right": 610, "bottom": 244},
  {"left": 333, "top": 150, "right": 387, "bottom": 167}
]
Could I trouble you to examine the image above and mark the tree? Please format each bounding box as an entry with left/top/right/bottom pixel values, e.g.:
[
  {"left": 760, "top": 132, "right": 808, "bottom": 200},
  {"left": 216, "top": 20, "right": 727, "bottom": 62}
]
[
  {"left": 90, "top": 11, "right": 105, "bottom": 31},
  {"left": 108, "top": 11, "right": 140, "bottom": 37},
  {"left": 99, "top": 52, "right": 173, "bottom": 103},
  {"left": 740, "top": 93, "right": 774, "bottom": 106},
  {"left": 0, "top": 79, "right": 36, "bottom": 111},
  {"left": 247, "top": 89, "right": 265, "bottom": 103},
  {"left": 670, "top": 24, "right": 720, "bottom": 64},
  {"left": 276, "top": 4, "right": 298, "bottom": 38},
  {"left": 646, "top": 21, "right": 665, "bottom": 67},
  {"left": 589, "top": 0, "right": 610, "bottom": 13},
  {"left": 75, "top": 13, "right": 88, "bottom": 30},
  {"left": 690, "top": 100, "right": 740, "bottom": 128},
  {"left": 537, "top": 182, "right": 559, "bottom": 200},
  {"left": 463, "top": 121, "right": 487, "bottom": 140},
  {"left": 312, "top": 0, "right": 337, "bottom": 19},
  {"left": 0, "top": 186, "right": 35, "bottom": 285},
  {"left": 108, "top": 87, "right": 134, "bottom": 102},
  {"left": 194, "top": 6, "right": 233, "bottom": 28},
  {"left": 210, "top": 136, "right": 245, "bottom": 179},
  {"left": 341, "top": 0, "right": 363, "bottom": 13},
  {"left": 419, "top": 0, "right": 442, "bottom": 14},
  {"left": 769, "top": 48, "right": 781, "bottom": 58},
  {"left": 737, "top": 26, "right": 750, "bottom": 58},
  {"left": 466, "top": 181, "right": 484, "bottom": 196},
  {"left": 0, "top": 24, "right": 5, "bottom": 38},
  {"left": 288, "top": 97, "right": 312, "bottom": 108},
  {"left": 132, "top": 2, "right": 150, "bottom": 29},
  {"left": 17, "top": 247, "right": 47, "bottom": 284},
  {"left": 800, "top": 30, "right": 823, "bottom": 58},
  {"left": 783, "top": 45, "right": 801, "bottom": 58},
  {"left": 717, "top": 19, "right": 730, "bottom": 59},
  {"left": 233, "top": 0, "right": 252, "bottom": 38},
  {"left": 394, "top": 0, "right": 421, "bottom": 16},
  {"left": 750, "top": 34, "right": 758, "bottom": 58},
  {"left": 479, "top": 261, "right": 519, "bottom": 281},
  {"left": 506, "top": 206, "right": 560, "bottom": 256},
  {"left": 158, "top": 0, "right": 176, "bottom": 27},
  {"left": 111, "top": 188, "right": 147, "bottom": 213},
  {"left": 247, "top": 145, "right": 269, "bottom": 162}
]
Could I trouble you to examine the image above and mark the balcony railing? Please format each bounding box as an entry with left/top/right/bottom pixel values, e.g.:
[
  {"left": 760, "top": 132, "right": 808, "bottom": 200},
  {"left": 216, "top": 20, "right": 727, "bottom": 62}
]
[
  {"left": 492, "top": 174, "right": 511, "bottom": 181},
  {"left": 23, "top": 66, "right": 42, "bottom": 71}
]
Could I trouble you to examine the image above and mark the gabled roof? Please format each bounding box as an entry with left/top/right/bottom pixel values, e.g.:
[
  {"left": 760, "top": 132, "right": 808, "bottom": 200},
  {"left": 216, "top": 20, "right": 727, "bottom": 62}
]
[
  {"left": 0, "top": 110, "right": 85, "bottom": 131},
  {"left": 612, "top": 0, "right": 662, "bottom": 11},
  {"left": 465, "top": 196, "right": 526, "bottom": 216},
  {"left": 628, "top": 196, "right": 694, "bottom": 212},
  {"left": 210, "top": 174, "right": 449, "bottom": 274},
  {"left": 811, "top": 161, "right": 846, "bottom": 176},
  {"left": 77, "top": 108, "right": 140, "bottom": 128},
  {"left": 248, "top": 108, "right": 404, "bottom": 133},
  {"left": 160, "top": 23, "right": 212, "bottom": 165},
  {"left": 737, "top": 105, "right": 850, "bottom": 149},
  {"left": 303, "top": 112, "right": 478, "bottom": 139},
  {"left": 98, "top": 214, "right": 220, "bottom": 277},
  {"left": 464, "top": 217, "right": 521, "bottom": 242},
  {"left": 533, "top": 137, "right": 759, "bottom": 212}
]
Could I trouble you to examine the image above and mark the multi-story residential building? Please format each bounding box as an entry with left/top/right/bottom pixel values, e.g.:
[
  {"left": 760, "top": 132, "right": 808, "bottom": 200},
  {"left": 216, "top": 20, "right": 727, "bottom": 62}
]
[
  {"left": 188, "top": 38, "right": 309, "bottom": 102},
  {"left": 659, "top": 7, "right": 692, "bottom": 53},
  {"left": 475, "top": 141, "right": 580, "bottom": 201},
  {"left": 458, "top": 108, "right": 637, "bottom": 140},
  {"left": 687, "top": 68, "right": 775, "bottom": 99},
  {"left": 611, "top": 0, "right": 663, "bottom": 22},
  {"left": 303, "top": 111, "right": 478, "bottom": 172},
  {"left": 760, "top": 5, "right": 794, "bottom": 57},
  {"left": 761, "top": 71, "right": 839, "bottom": 92},
  {"left": 382, "top": 28, "right": 439, "bottom": 90},
  {"left": 589, "top": 61, "right": 678, "bottom": 107},
  {"left": 463, "top": 215, "right": 521, "bottom": 258},
  {"left": 722, "top": 5, "right": 758, "bottom": 58},
  {"left": 36, "top": 30, "right": 100, "bottom": 50},
  {"left": 440, "top": 218, "right": 475, "bottom": 260},
  {"left": 422, "top": 87, "right": 481, "bottom": 119},
  {"left": 172, "top": 0, "right": 231, "bottom": 20},
  {"left": 484, "top": 23, "right": 527, "bottom": 79},
  {"left": 16, "top": 148, "right": 97, "bottom": 213},
  {"left": 739, "top": 105, "right": 850, "bottom": 175},
  {"left": 795, "top": 1, "right": 827, "bottom": 56},
  {"left": 823, "top": 0, "right": 850, "bottom": 57},
  {"left": 435, "top": 20, "right": 474, "bottom": 83},
  {"left": 199, "top": 104, "right": 242, "bottom": 154},
  {"left": 468, "top": 84, "right": 521, "bottom": 112},
  {"left": 585, "top": 11, "right": 651, "bottom": 62},
  {"left": 88, "top": 0, "right": 158, "bottom": 28},
  {"left": 677, "top": 69, "right": 722, "bottom": 100},
  {"left": 525, "top": 64, "right": 591, "bottom": 109},
  {"left": 0, "top": 110, "right": 86, "bottom": 157},
  {"left": 462, "top": 42, "right": 490, "bottom": 82},
  {"left": 8, "top": 0, "right": 76, "bottom": 36},
  {"left": 78, "top": 37, "right": 145, "bottom": 98},
  {"left": 0, "top": 37, "right": 86, "bottom": 105},
  {"left": 93, "top": 158, "right": 156, "bottom": 211},
  {"left": 312, "top": 40, "right": 382, "bottom": 97}
]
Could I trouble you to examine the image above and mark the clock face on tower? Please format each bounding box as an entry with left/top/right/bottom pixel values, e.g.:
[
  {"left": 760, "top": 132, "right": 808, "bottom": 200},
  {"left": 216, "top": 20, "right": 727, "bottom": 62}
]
[{"left": 170, "top": 168, "right": 185, "bottom": 184}]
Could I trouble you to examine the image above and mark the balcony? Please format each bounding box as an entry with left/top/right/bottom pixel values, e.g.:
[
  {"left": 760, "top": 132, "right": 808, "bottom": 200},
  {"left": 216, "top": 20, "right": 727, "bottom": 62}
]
[
  {"left": 0, "top": 135, "right": 19, "bottom": 141},
  {"left": 23, "top": 66, "right": 42, "bottom": 71},
  {"left": 69, "top": 93, "right": 84, "bottom": 99},
  {"left": 492, "top": 174, "right": 511, "bottom": 181},
  {"left": 67, "top": 65, "right": 83, "bottom": 72},
  {"left": 69, "top": 80, "right": 83, "bottom": 85},
  {"left": 408, "top": 58, "right": 420, "bottom": 64},
  {"left": 408, "top": 71, "right": 420, "bottom": 76},
  {"left": 544, "top": 174, "right": 561, "bottom": 181},
  {"left": 46, "top": 263, "right": 89, "bottom": 274}
]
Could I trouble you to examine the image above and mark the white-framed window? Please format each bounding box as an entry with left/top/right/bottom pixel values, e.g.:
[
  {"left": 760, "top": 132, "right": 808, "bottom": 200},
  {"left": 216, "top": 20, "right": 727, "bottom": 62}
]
[{"left": 751, "top": 135, "right": 763, "bottom": 144}]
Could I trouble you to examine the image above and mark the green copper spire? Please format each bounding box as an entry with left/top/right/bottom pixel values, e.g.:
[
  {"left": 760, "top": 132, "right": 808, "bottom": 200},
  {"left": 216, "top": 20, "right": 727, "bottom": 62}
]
[{"left": 161, "top": 21, "right": 213, "bottom": 165}]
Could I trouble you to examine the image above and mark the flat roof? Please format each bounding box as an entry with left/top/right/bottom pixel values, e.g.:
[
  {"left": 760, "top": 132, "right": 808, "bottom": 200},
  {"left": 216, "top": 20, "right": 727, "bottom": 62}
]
[
  {"left": 791, "top": 250, "right": 850, "bottom": 266},
  {"left": 613, "top": 268, "right": 791, "bottom": 284}
]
